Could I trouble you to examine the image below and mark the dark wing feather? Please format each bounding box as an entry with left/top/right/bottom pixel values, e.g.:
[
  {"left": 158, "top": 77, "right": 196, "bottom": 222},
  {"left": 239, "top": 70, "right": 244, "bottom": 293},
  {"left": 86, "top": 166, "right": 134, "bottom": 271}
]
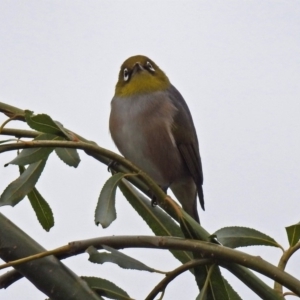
[
  {"left": 167, "top": 85, "right": 205, "bottom": 210},
  {"left": 177, "top": 143, "right": 204, "bottom": 210}
]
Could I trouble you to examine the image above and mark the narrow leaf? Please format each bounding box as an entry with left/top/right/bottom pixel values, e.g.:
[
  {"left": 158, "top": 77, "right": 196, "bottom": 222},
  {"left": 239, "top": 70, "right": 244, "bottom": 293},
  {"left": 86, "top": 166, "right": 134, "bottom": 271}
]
[
  {"left": 0, "top": 160, "right": 46, "bottom": 206},
  {"left": 82, "top": 276, "right": 132, "bottom": 300},
  {"left": 214, "top": 226, "right": 280, "bottom": 248},
  {"left": 28, "top": 188, "right": 54, "bottom": 231},
  {"left": 118, "top": 180, "right": 193, "bottom": 264},
  {"left": 52, "top": 120, "right": 78, "bottom": 141},
  {"left": 95, "top": 173, "right": 127, "bottom": 228},
  {"left": 178, "top": 212, "right": 235, "bottom": 299},
  {"left": 196, "top": 267, "right": 242, "bottom": 300},
  {"left": 55, "top": 147, "right": 80, "bottom": 167},
  {"left": 24, "top": 110, "right": 68, "bottom": 138},
  {"left": 8, "top": 133, "right": 62, "bottom": 165},
  {"left": 18, "top": 165, "right": 54, "bottom": 231},
  {"left": 286, "top": 223, "right": 300, "bottom": 247},
  {"left": 223, "top": 278, "right": 243, "bottom": 300},
  {"left": 119, "top": 179, "right": 237, "bottom": 299},
  {"left": 87, "top": 245, "right": 156, "bottom": 272}
]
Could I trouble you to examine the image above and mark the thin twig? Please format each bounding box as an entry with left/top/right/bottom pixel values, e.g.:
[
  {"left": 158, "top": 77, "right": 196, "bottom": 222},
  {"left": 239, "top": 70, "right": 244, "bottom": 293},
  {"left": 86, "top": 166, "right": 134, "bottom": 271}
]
[
  {"left": 274, "top": 241, "right": 300, "bottom": 294},
  {"left": 0, "top": 140, "right": 166, "bottom": 202},
  {"left": 0, "top": 128, "right": 40, "bottom": 138},
  {"left": 0, "top": 246, "right": 70, "bottom": 271},
  {"left": 145, "top": 259, "right": 213, "bottom": 300}
]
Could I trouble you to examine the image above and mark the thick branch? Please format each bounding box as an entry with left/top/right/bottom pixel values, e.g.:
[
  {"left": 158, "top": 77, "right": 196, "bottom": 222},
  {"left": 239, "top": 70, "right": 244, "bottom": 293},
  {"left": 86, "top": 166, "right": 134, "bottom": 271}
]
[
  {"left": 0, "top": 213, "right": 101, "bottom": 300},
  {"left": 1, "top": 235, "right": 300, "bottom": 296},
  {"left": 69, "top": 235, "right": 300, "bottom": 296}
]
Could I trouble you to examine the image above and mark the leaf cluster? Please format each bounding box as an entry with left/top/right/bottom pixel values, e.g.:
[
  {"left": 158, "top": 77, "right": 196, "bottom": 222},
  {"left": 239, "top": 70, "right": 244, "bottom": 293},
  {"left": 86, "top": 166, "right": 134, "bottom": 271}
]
[{"left": 0, "top": 102, "right": 300, "bottom": 300}]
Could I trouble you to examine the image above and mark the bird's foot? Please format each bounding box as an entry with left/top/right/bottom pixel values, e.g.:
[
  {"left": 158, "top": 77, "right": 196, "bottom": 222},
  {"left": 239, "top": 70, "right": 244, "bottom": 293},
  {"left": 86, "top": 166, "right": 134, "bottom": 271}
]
[{"left": 107, "top": 160, "right": 118, "bottom": 172}]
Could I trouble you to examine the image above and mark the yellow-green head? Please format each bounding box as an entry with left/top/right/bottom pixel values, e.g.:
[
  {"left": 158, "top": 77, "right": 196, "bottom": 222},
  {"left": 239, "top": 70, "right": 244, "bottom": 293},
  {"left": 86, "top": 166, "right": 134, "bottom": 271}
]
[{"left": 115, "top": 55, "right": 170, "bottom": 97}]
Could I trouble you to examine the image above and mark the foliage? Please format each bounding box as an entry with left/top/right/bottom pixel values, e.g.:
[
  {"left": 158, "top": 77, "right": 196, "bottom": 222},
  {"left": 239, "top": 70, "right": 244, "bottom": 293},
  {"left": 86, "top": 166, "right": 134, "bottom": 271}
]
[{"left": 0, "top": 101, "right": 300, "bottom": 300}]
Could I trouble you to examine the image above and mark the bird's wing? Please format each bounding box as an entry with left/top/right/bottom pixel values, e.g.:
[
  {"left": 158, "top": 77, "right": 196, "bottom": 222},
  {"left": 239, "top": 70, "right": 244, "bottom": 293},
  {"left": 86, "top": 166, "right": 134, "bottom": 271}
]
[
  {"left": 177, "top": 143, "right": 204, "bottom": 210},
  {"left": 168, "top": 85, "right": 205, "bottom": 210}
]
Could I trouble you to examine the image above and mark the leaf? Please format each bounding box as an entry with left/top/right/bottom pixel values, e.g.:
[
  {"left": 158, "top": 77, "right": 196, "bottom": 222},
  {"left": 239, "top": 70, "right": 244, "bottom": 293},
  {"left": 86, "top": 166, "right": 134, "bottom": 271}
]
[
  {"left": 222, "top": 278, "right": 243, "bottom": 300},
  {"left": 55, "top": 147, "right": 80, "bottom": 167},
  {"left": 18, "top": 165, "right": 54, "bottom": 231},
  {"left": 118, "top": 179, "right": 193, "bottom": 265},
  {"left": 24, "top": 110, "right": 69, "bottom": 138},
  {"left": 82, "top": 276, "right": 132, "bottom": 300},
  {"left": 87, "top": 245, "right": 156, "bottom": 272},
  {"left": 8, "top": 133, "right": 62, "bottom": 165},
  {"left": 286, "top": 223, "right": 300, "bottom": 247},
  {"left": 53, "top": 120, "right": 78, "bottom": 141},
  {"left": 196, "top": 267, "right": 242, "bottom": 300},
  {"left": 214, "top": 226, "right": 280, "bottom": 248},
  {"left": 95, "top": 173, "right": 127, "bottom": 228},
  {"left": 177, "top": 214, "right": 241, "bottom": 299},
  {"left": 27, "top": 188, "right": 54, "bottom": 231},
  {"left": 119, "top": 180, "right": 240, "bottom": 299},
  {"left": 0, "top": 159, "right": 46, "bottom": 206}
]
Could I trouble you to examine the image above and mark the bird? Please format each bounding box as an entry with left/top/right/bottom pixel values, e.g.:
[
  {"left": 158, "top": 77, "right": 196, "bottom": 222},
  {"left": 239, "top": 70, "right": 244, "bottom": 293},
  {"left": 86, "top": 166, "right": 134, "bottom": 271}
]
[{"left": 109, "top": 55, "right": 204, "bottom": 223}]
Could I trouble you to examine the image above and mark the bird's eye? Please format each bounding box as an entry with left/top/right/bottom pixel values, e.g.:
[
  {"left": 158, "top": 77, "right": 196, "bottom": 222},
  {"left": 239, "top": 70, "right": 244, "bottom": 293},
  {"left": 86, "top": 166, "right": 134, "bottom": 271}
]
[
  {"left": 146, "top": 61, "right": 155, "bottom": 72},
  {"left": 123, "top": 68, "right": 129, "bottom": 81}
]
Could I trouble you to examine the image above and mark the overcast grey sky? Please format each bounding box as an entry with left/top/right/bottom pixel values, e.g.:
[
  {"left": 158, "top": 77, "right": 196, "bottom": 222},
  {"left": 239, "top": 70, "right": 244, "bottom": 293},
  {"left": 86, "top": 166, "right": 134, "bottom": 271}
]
[{"left": 0, "top": 1, "right": 300, "bottom": 299}]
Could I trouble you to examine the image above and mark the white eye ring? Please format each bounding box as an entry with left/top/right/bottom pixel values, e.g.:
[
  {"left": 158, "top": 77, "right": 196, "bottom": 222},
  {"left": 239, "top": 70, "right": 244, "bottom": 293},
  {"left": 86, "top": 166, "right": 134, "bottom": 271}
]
[
  {"left": 146, "top": 61, "right": 155, "bottom": 72},
  {"left": 123, "top": 68, "right": 129, "bottom": 81}
]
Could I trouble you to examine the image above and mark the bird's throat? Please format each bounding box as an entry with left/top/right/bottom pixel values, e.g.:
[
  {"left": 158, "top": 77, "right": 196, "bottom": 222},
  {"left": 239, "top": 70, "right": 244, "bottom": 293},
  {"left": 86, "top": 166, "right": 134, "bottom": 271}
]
[{"left": 117, "top": 73, "right": 170, "bottom": 97}]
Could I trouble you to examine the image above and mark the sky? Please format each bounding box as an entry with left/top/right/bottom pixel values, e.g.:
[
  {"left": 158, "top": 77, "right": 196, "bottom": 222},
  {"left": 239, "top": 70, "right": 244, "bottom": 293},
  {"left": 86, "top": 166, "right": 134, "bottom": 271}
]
[{"left": 0, "top": 1, "right": 300, "bottom": 299}]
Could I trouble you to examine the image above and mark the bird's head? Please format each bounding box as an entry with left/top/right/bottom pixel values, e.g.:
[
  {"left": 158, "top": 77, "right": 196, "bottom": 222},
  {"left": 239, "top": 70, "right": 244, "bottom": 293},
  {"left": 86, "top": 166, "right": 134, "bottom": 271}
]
[{"left": 115, "top": 55, "right": 170, "bottom": 97}]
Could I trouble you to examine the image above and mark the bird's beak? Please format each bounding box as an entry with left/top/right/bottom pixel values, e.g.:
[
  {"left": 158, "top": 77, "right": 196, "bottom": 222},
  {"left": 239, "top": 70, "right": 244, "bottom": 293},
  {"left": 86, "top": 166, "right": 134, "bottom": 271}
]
[{"left": 132, "top": 62, "right": 144, "bottom": 76}]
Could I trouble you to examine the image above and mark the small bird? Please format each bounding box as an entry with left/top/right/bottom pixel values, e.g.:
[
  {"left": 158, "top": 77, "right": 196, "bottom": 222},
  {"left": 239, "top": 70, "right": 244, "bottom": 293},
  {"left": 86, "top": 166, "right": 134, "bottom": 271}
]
[{"left": 109, "top": 55, "right": 204, "bottom": 223}]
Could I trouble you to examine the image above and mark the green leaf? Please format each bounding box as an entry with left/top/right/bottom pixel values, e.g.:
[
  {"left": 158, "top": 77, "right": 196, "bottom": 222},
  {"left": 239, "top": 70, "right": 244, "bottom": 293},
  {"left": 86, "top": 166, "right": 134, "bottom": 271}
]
[
  {"left": 24, "top": 110, "right": 69, "bottom": 138},
  {"left": 196, "top": 267, "right": 242, "bottom": 300},
  {"left": 87, "top": 245, "right": 156, "bottom": 272},
  {"left": 55, "top": 147, "right": 80, "bottom": 167},
  {"left": 118, "top": 180, "right": 193, "bottom": 265},
  {"left": 286, "top": 223, "right": 300, "bottom": 247},
  {"left": 95, "top": 173, "right": 127, "bottom": 228},
  {"left": 178, "top": 214, "right": 239, "bottom": 299},
  {"left": 82, "top": 276, "right": 132, "bottom": 300},
  {"left": 119, "top": 180, "right": 240, "bottom": 300},
  {"left": 222, "top": 278, "right": 243, "bottom": 300},
  {"left": 18, "top": 165, "right": 54, "bottom": 231},
  {"left": 0, "top": 159, "right": 46, "bottom": 206},
  {"left": 214, "top": 226, "right": 280, "bottom": 248},
  {"left": 8, "top": 133, "right": 62, "bottom": 165},
  {"left": 27, "top": 188, "right": 54, "bottom": 231}
]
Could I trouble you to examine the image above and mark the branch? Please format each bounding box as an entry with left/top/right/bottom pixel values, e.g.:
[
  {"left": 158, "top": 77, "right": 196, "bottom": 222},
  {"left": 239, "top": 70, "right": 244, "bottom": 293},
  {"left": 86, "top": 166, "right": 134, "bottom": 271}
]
[
  {"left": 71, "top": 235, "right": 300, "bottom": 296},
  {"left": 274, "top": 241, "right": 300, "bottom": 294},
  {"left": 145, "top": 259, "right": 214, "bottom": 300},
  {"left": 0, "top": 213, "right": 101, "bottom": 300},
  {"left": 1, "top": 235, "right": 299, "bottom": 296},
  {"left": 0, "top": 102, "right": 25, "bottom": 120},
  {"left": 0, "top": 140, "right": 166, "bottom": 209},
  {"left": 0, "top": 128, "right": 39, "bottom": 138},
  {"left": 0, "top": 103, "right": 292, "bottom": 299},
  {"left": 0, "top": 139, "right": 212, "bottom": 240}
]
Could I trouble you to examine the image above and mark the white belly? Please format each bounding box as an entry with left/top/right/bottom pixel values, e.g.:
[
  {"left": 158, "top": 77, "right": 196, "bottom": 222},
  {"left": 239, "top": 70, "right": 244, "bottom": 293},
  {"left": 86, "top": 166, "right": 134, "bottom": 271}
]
[{"left": 110, "top": 92, "right": 182, "bottom": 187}]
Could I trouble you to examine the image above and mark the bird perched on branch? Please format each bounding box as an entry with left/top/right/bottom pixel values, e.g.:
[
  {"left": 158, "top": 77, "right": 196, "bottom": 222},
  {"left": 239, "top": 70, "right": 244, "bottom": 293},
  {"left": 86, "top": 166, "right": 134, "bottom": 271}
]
[{"left": 109, "top": 55, "right": 204, "bottom": 223}]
